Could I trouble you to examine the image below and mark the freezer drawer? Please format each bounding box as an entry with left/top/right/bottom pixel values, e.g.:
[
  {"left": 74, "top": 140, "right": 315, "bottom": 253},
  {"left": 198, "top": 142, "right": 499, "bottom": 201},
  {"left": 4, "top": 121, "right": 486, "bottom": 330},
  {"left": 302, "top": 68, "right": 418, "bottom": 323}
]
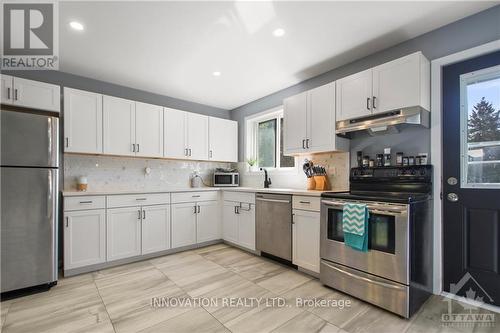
[
  {"left": 1, "top": 110, "right": 58, "bottom": 167},
  {"left": 1, "top": 167, "right": 58, "bottom": 292}
]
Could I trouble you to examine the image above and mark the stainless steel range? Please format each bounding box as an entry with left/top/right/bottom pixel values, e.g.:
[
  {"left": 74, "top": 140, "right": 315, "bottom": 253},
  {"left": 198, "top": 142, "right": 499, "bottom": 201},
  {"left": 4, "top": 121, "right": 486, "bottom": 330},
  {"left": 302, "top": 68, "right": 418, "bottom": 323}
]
[{"left": 320, "top": 165, "right": 433, "bottom": 318}]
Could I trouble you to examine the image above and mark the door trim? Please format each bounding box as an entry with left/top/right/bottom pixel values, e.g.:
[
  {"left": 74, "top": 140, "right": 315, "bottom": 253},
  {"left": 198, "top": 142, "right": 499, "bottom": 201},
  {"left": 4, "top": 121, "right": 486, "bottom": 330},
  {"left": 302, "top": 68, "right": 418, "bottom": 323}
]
[{"left": 431, "top": 39, "right": 500, "bottom": 296}]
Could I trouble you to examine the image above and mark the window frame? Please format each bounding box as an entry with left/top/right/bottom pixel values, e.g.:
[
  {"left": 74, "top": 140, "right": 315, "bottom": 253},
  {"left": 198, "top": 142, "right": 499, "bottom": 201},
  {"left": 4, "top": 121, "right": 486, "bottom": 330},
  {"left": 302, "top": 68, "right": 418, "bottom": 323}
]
[
  {"left": 459, "top": 64, "right": 500, "bottom": 189},
  {"left": 245, "top": 106, "right": 297, "bottom": 173}
]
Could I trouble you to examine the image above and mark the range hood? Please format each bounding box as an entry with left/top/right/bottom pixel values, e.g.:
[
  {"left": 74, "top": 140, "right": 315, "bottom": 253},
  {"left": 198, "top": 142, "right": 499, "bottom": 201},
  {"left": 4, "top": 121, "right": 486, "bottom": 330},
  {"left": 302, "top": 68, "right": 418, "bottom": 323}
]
[{"left": 336, "top": 106, "right": 430, "bottom": 135}]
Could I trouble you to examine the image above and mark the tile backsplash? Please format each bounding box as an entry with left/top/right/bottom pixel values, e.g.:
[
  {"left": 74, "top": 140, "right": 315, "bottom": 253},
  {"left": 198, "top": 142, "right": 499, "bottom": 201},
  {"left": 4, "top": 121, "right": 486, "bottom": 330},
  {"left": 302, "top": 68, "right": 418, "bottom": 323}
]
[
  {"left": 64, "top": 154, "right": 232, "bottom": 192},
  {"left": 237, "top": 152, "right": 350, "bottom": 191}
]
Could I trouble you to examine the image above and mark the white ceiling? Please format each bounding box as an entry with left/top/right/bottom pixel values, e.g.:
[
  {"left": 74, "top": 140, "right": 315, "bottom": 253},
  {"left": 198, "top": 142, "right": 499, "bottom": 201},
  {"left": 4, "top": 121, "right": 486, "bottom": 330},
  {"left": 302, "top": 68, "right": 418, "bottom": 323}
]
[{"left": 59, "top": 1, "right": 497, "bottom": 110}]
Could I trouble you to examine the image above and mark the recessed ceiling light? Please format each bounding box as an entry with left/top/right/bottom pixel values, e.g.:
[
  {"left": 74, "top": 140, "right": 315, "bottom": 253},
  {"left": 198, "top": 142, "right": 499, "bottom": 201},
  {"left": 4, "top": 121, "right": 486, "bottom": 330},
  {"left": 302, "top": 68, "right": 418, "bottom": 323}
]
[
  {"left": 212, "top": 71, "right": 221, "bottom": 77},
  {"left": 273, "top": 28, "right": 285, "bottom": 37},
  {"left": 69, "top": 21, "right": 84, "bottom": 31}
]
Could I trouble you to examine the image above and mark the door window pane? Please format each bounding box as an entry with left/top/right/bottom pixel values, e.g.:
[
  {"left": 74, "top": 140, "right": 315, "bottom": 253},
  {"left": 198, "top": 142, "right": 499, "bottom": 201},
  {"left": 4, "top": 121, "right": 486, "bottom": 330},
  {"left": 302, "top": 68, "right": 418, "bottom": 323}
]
[
  {"left": 462, "top": 68, "right": 500, "bottom": 187},
  {"left": 257, "top": 119, "right": 276, "bottom": 168},
  {"left": 280, "top": 118, "right": 295, "bottom": 168}
]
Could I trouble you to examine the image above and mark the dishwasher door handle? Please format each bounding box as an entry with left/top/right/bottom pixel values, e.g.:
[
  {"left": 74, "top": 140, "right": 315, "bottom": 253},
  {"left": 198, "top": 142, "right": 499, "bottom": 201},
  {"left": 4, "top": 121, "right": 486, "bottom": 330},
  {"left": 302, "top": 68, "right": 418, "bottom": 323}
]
[{"left": 256, "top": 198, "right": 290, "bottom": 204}]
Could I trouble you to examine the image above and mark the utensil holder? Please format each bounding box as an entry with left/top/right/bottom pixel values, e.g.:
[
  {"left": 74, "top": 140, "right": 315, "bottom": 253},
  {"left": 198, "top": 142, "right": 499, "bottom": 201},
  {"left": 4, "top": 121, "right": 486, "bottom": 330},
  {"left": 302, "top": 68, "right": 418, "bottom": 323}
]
[
  {"left": 313, "top": 175, "right": 331, "bottom": 190},
  {"left": 306, "top": 177, "right": 316, "bottom": 190}
]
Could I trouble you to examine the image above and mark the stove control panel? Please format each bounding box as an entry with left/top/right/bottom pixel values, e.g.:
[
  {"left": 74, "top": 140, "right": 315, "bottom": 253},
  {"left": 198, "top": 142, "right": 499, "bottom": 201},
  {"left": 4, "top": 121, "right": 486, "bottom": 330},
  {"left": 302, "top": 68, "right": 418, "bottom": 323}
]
[{"left": 350, "top": 165, "right": 432, "bottom": 181}]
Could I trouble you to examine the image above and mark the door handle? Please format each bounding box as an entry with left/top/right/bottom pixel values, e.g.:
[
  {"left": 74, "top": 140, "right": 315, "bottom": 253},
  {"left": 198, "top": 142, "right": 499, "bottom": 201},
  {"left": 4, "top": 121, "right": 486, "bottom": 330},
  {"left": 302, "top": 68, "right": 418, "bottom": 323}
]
[
  {"left": 132, "top": 143, "right": 136, "bottom": 152},
  {"left": 7, "top": 87, "right": 10, "bottom": 100},
  {"left": 372, "top": 96, "right": 377, "bottom": 109},
  {"left": 194, "top": 205, "right": 197, "bottom": 214},
  {"left": 138, "top": 210, "right": 142, "bottom": 220},
  {"left": 197, "top": 205, "right": 201, "bottom": 214},
  {"left": 188, "top": 148, "right": 192, "bottom": 156},
  {"left": 447, "top": 193, "right": 459, "bottom": 202},
  {"left": 366, "top": 97, "right": 371, "bottom": 110},
  {"left": 137, "top": 144, "right": 140, "bottom": 152},
  {"left": 306, "top": 139, "right": 310, "bottom": 149},
  {"left": 14, "top": 89, "right": 18, "bottom": 101},
  {"left": 302, "top": 139, "right": 306, "bottom": 149},
  {"left": 142, "top": 209, "right": 146, "bottom": 219},
  {"left": 209, "top": 150, "right": 213, "bottom": 158},
  {"left": 185, "top": 148, "right": 188, "bottom": 156},
  {"left": 235, "top": 206, "right": 240, "bottom": 214}
]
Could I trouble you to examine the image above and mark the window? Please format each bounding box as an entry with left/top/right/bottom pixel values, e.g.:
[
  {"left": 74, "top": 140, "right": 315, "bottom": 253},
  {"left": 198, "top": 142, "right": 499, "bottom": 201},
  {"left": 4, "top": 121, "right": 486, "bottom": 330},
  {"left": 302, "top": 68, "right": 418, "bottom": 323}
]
[
  {"left": 246, "top": 108, "right": 295, "bottom": 170},
  {"left": 460, "top": 65, "right": 500, "bottom": 188}
]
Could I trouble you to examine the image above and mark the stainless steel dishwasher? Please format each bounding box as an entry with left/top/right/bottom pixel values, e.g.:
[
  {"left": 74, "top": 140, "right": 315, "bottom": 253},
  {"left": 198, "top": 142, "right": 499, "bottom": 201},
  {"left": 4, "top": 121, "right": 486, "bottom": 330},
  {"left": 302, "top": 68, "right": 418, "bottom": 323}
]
[{"left": 255, "top": 193, "right": 292, "bottom": 261}]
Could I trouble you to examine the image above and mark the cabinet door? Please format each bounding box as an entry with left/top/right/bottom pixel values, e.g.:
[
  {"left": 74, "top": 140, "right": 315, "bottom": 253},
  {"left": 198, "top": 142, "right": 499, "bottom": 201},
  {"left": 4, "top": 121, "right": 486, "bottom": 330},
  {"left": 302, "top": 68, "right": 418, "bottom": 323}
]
[
  {"left": 135, "top": 102, "right": 164, "bottom": 158},
  {"left": 171, "top": 202, "right": 197, "bottom": 248},
  {"left": 103, "top": 95, "right": 136, "bottom": 156},
  {"left": 107, "top": 207, "right": 142, "bottom": 261},
  {"left": 142, "top": 204, "right": 170, "bottom": 255},
  {"left": 196, "top": 201, "right": 221, "bottom": 243},
  {"left": 64, "top": 209, "right": 106, "bottom": 270},
  {"left": 13, "top": 77, "right": 60, "bottom": 112},
  {"left": 308, "top": 82, "right": 335, "bottom": 153},
  {"left": 283, "top": 92, "right": 308, "bottom": 154},
  {"left": 187, "top": 113, "right": 209, "bottom": 160},
  {"left": 1, "top": 75, "right": 13, "bottom": 105},
  {"left": 292, "top": 210, "right": 320, "bottom": 273},
  {"left": 372, "top": 52, "right": 421, "bottom": 114},
  {"left": 222, "top": 201, "right": 238, "bottom": 244},
  {"left": 336, "top": 69, "right": 372, "bottom": 121},
  {"left": 164, "top": 108, "right": 187, "bottom": 159},
  {"left": 209, "top": 117, "right": 238, "bottom": 162},
  {"left": 238, "top": 203, "right": 255, "bottom": 251},
  {"left": 64, "top": 88, "right": 103, "bottom": 154}
]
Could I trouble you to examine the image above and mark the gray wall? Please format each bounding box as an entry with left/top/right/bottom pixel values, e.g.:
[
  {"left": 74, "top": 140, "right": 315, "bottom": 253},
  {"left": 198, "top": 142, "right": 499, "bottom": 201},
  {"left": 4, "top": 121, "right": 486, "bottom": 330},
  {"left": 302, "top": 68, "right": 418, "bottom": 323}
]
[
  {"left": 230, "top": 5, "right": 500, "bottom": 161},
  {"left": 3, "top": 70, "right": 230, "bottom": 119}
]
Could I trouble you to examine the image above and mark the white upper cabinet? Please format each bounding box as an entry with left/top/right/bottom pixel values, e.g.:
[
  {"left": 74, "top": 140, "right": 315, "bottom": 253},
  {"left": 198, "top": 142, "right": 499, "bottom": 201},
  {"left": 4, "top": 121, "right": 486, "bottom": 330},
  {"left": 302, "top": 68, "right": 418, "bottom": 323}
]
[
  {"left": 187, "top": 113, "right": 209, "bottom": 161},
  {"left": 336, "top": 51, "right": 430, "bottom": 122},
  {"left": 103, "top": 95, "right": 136, "bottom": 156},
  {"left": 209, "top": 117, "right": 238, "bottom": 162},
  {"left": 336, "top": 69, "right": 373, "bottom": 121},
  {"left": 64, "top": 88, "right": 103, "bottom": 154},
  {"left": 284, "top": 91, "right": 308, "bottom": 154},
  {"left": 135, "top": 102, "right": 163, "bottom": 158},
  {"left": 164, "top": 108, "right": 188, "bottom": 159},
  {"left": 372, "top": 52, "right": 430, "bottom": 114},
  {"left": 284, "top": 82, "right": 348, "bottom": 155},
  {"left": 1, "top": 75, "right": 60, "bottom": 112}
]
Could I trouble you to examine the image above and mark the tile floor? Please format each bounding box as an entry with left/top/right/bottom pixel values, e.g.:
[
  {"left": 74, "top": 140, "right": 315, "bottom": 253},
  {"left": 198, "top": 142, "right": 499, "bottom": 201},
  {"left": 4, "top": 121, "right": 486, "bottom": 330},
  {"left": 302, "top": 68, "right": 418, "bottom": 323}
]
[{"left": 1, "top": 244, "right": 498, "bottom": 333}]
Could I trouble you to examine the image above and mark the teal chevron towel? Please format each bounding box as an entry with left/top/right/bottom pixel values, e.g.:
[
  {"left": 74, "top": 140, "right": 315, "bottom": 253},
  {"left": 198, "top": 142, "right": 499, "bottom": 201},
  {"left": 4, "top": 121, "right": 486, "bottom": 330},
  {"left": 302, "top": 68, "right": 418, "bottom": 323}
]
[{"left": 342, "top": 203, "right": 369, "bottom": 252}]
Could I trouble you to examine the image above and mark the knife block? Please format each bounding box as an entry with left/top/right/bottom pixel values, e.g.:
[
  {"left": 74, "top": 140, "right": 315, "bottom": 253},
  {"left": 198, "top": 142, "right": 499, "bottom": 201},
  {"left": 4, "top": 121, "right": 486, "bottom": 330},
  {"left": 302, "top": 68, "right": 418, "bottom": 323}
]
[
  {"left": 306, "top": 177, "right": 316, "bottom": 190},
  {"left": 313, "top": 175, "right": 331, "bottom": 190}
]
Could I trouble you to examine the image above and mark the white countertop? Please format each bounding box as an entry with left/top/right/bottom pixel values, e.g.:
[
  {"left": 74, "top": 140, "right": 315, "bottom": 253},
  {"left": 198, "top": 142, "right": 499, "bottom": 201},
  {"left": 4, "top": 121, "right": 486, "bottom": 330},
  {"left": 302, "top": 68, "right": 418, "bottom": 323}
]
[{"left": 62, "top": 186, "right": 346, "bottom": 197}]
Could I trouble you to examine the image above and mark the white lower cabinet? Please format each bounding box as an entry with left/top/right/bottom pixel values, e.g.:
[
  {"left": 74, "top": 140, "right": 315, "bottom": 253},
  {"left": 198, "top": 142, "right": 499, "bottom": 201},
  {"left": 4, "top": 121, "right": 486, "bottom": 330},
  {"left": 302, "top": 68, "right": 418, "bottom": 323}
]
[
  {"left": 107, "top": 207, "right": 142, "bottom": 261},
  {"left": 292, "top": 209, "right": 320, "bottom": 273},
  {"left": 142, "top": 204, "right": 171, "bottom": 255},
  {"left": 171, "top": 202, "right": 197, "bottom": 248},
  {"left": 197, "top": 201, "right": 221, "bottom": 243},
  {"left": 222, "top": 197, "right": 255, "bottom": 251},
  {"left": 64, "top": 209, "right": 106, "bottom": 270}
]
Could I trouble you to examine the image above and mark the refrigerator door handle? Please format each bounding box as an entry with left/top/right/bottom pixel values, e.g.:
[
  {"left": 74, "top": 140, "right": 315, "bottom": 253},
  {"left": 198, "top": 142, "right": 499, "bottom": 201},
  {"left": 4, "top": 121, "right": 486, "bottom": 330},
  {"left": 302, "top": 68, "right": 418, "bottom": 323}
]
[
  {"left": 47, "top": 170, "right": 53, "bottom": 220},
  {"left": 48, "top": 117, "right": 59, "bottom": 167}
]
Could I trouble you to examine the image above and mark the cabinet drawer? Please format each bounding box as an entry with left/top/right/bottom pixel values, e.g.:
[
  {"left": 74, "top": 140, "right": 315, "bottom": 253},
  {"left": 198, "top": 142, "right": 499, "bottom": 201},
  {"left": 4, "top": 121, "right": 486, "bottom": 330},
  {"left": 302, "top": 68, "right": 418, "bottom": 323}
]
[
  {"left": 292, "top": 196, "right": 320, "bottom": 212},
  {"left": 171, "top": 191, "right": 219, "bottom": 203},
  {"left": 223, "top": 191, "right": 255, "bottom": 204},
  {"left": 64, "top": 196, "right": 106, "bottom": 211},
  {"left": 107, "top": 193, "right": 170, "bottom": 208}
]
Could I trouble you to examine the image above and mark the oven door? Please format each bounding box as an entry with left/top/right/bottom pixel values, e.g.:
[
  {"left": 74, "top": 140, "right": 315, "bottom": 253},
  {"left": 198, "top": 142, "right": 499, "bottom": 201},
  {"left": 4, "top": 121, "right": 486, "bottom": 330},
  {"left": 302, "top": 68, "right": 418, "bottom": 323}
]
[{"left": 320, "top": 199, "right": 409, "bottom": 284}]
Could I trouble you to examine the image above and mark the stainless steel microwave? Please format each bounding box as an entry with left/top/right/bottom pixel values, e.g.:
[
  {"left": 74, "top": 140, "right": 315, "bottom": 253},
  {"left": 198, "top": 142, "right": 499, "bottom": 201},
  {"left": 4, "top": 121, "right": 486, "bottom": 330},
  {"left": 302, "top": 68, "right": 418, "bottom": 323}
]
[{"left": 213, "top": 172, "right": 239, "bottom": 187}]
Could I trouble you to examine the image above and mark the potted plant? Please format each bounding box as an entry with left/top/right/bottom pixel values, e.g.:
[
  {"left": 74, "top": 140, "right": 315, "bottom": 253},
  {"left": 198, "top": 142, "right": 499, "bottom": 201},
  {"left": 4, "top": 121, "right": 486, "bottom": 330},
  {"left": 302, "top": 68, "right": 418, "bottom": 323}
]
[{"left": 247, "top": 157, "right": 258, "bottom": 172}]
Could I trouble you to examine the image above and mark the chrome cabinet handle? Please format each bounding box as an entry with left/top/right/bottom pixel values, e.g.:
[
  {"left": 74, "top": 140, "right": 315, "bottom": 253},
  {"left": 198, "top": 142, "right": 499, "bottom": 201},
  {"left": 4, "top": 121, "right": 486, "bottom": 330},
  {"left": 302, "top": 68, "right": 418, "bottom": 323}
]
[
  {"left": 366, "top": 97, "right": 371, "bottom": 110},
  {"left": 192, "top": 195, "right": 201, "bottom": 198},
  {"left": 7, "top": 87, "right": 10, "bottom": 100},
  {"left": 14, "top": 89, "right": 18, "bottom": 101},
  {"left": 137, "top": 144, "right": 140, "bottom": 152},
  {"left": 197, "top": 205, "right": 201, "bottom": 214},
  {"left": 132, "top": 143, "right": 136, "bottom": 152},
  {"left": 234, "top": 206, "right": 240, "bottom": 214},
  {"left": 66, "top": 217, "right": 69, "bottom": 227},
  {"left": 299, "top": 201, "right": 310, "bottom": 204},
  {"left": 372, "top": 96, "right": 376, "bottom": 109},
  {"left": 185, "top": 148, "right": 188, "bottom": 156},
  {"left": 193, "top": 205, "right": 197, "bottom": 214},
  {"left": 302, "top": 139, "right": 306, "bottom": 149},
  {"left": 306, "top": 139, "right": 310, "bottom": 149},
  {"left": 138, "top": 210, "right": 142, "bottom": 220},
  {"left": 65, "top": 137, "right": 69, "bottom": 148},
  {"left": 209, "top": 150, "right": 213, "bottom": 158},
  {"left": 136, "top": 198, "right": 147, "bottom": 201},
  {"left": 79, "top": 201, "right": 93, "bottom": 204},
  {"left": 188, "top": 148, "right": 192, "bottom": 156},
  {"left": 142, "top": 209, "right": 146, "bottom": 219}
]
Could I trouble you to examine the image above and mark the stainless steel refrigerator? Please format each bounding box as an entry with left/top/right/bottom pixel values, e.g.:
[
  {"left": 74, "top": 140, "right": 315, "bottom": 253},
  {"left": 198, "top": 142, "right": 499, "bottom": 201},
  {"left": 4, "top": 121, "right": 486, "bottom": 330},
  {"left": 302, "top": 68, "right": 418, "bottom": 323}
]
[{"left": 1, "top": 109, "right": 58, "bottom": 293}]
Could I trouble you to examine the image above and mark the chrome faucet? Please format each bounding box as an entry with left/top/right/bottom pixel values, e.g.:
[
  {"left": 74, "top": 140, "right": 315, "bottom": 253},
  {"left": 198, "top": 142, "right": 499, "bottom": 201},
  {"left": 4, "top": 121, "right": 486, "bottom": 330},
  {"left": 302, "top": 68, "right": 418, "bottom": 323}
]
[{"left": 260, "top": 168, "right": 272, "bottom": 188}]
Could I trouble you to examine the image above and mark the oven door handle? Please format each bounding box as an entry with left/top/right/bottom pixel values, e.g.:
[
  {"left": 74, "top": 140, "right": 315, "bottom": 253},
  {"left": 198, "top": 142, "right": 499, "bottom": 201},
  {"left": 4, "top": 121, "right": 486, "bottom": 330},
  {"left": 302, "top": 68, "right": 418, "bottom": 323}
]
[
  {"left": 322, "top": 260, "right": 407, "bottom": 291},
  {"left": 321, "top": 200, "right": 407, "bottom": 215}
]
